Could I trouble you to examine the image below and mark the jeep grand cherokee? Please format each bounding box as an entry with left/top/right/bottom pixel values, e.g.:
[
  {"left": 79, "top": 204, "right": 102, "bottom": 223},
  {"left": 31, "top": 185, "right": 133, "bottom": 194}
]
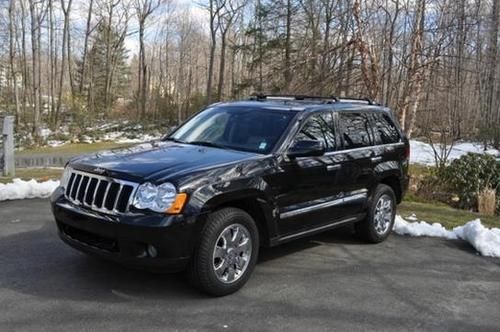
[{"left": 51, "top": 95, "right": 409, "bottom": 296}]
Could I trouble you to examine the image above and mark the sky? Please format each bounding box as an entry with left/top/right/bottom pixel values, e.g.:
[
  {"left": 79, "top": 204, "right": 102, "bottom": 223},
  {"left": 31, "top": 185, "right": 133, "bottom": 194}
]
[
  {"left": 69, "top": 0, "right": 208, "bottom": 56},
  {"left": 123, "top": 0, "right": 208, "bottom": 55}
]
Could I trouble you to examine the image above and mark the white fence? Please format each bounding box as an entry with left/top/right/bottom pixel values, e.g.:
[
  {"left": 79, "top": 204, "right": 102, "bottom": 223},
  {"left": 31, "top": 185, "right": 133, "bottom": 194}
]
[{"left": 1, "top": 116, "right": 15, "bottom": 177}]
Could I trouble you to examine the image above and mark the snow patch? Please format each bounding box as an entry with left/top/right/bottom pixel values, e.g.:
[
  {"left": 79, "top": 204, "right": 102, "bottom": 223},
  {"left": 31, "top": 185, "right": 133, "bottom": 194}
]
[
  {"left": 410, "top": 140, "right": 500, "bottom": 166},
  {"left": 47, "top": 140, "right": 67, "bottom": 148},
  {"left": 115, "top": 134, "right": 159, "bottom": 144},
  {"left": 0, "top": 179, "right": 60, "bottom": 201},
  {"left": 453, "top": 220, "right": 500, "bottom": 258},
  {"left": 394, "top": 215, "right": 500, "bottom": 258},
  {"left": 394, "top": 215, "right": 457, "bottom": 239}
]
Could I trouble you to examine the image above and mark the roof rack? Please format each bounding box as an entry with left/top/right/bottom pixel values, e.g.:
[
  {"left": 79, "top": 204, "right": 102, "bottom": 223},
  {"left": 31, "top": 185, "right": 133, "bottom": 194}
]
[
  {"left": 336, "top": 97, "right": 375, "bottom": 105},
  {"left": 249, "top": 94, "right": 376, "bottom": 105},
  {"left": 249, "top": 94, "right": 338, "bottom": 103}
]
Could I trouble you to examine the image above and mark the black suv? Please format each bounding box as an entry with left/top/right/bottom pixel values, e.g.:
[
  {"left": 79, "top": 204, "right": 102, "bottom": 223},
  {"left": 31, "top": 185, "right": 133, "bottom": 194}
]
[{"left": 51, "top": 95, "right": 409, "bottom": 296}]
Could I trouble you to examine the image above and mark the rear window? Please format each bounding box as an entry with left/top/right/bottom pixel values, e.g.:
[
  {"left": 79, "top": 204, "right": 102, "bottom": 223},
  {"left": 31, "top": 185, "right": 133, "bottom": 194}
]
[
  {"left": 372, "top": 113, "right": 401, "bottom": 145},
  {"left": 338, "top": 112, "right": 373, "bottom": 149}
]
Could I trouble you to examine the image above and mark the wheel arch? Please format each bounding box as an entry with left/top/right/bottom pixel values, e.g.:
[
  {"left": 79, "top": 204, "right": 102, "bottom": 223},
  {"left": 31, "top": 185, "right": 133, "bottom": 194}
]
[
  {"left": 380, "top": 175, "right": 402, "bottom": 203},
  {"left": 201, "top": 191, "right": 278, "bottom": 247}
]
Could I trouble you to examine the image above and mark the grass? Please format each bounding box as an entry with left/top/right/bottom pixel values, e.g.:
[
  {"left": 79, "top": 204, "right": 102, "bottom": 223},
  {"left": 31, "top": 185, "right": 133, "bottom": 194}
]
[
  {"left": 17, "top": 141, "right": 131, "bottom": 155},
  {"left": 3, "top": 141, "right": 132, "bottom": 184},
  {"left": 0, "top": 167, "right": 63, "bottom": 184},
  {"left": 399, "top": 199, "right": 500, "bottom": 229},
  {"left": 401, "top": 164, "right": 500, "bottom": 228},
  {"left": 409, "top": 163, "right": 433, "bottom": 178}
]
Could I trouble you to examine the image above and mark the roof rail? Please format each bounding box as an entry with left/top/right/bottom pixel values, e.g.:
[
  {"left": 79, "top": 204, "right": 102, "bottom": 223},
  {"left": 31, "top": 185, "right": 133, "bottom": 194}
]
[
  {"left": 249, "top": 94, "right": 338, "bottom": 104},
  {"left": 336, "top": 97, "right": 375, "bottom": 105},
  {"left": 249, "top": 94, "right": 377, "bottom": 105}
]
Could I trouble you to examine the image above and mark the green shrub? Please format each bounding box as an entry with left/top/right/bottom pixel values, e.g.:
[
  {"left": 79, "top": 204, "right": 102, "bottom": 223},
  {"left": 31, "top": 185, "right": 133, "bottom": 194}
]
[{"left": 439, "top": 153, "right": 500, "bottom": 212}]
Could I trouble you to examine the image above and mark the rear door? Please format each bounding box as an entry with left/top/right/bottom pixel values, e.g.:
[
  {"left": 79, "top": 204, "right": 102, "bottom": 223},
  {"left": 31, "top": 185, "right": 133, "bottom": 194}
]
[{"left": 330, "top": 111, "right": 377, "bottom": 216}]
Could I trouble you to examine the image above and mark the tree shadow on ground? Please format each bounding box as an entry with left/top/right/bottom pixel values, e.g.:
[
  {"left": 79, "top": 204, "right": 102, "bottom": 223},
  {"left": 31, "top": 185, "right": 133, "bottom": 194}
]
[{"left": 0, "top": 220, "right": 362, "bottom": 302}]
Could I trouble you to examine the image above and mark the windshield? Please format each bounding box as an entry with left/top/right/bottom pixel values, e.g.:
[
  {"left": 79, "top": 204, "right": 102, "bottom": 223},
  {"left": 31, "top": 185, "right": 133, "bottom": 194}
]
[{"left": 168, "top": 106, "right": 295, "bottom": 154}]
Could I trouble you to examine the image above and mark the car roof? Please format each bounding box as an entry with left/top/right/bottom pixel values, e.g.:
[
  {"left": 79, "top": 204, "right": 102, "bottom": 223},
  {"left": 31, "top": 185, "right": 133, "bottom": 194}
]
[{"left": 210, "top": 99, "right": 392, "bottom": 114}]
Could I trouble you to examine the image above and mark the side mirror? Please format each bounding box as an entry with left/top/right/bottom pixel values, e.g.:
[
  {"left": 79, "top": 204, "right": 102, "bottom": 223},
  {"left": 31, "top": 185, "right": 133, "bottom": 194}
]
[{"left": 287, "top": 140, "right": 325, "bottom": 159}]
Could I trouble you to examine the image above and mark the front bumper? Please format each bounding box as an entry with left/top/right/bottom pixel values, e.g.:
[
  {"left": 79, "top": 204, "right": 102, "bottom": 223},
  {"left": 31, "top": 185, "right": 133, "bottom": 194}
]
[{"left": 51, "top": 187, "right": 203, "bottom": 272}]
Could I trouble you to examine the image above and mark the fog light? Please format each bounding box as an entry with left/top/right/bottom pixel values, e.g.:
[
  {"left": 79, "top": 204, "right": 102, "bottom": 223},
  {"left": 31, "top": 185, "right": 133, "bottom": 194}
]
[{"left": 147, "top": 244, "right": 158, "bottom": 258}]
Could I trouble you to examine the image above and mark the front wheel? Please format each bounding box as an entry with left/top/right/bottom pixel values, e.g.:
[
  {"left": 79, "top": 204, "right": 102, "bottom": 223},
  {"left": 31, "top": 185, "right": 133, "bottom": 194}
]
[
  {"left": 188, "top": 208, "right": 259, "bottom": 296},
  {"left": 355, "top": 184, "right": 396, "bottom": 243}
]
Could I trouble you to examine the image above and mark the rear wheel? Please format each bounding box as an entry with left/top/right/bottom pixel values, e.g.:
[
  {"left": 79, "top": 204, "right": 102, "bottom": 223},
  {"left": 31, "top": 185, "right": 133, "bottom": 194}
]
[
  {"left": 355, "top": 184, "right": 396, "bottom": 243},
  {"left": 188, "top": 207, "right": 259, "bottom": 296}
]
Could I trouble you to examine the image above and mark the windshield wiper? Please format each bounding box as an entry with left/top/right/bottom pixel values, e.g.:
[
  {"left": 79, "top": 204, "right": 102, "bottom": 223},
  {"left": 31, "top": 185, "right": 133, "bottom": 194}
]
[
  {"left": 186, "top": 141, "right": 227, "bottom": 149},
  {"left": 164, "top": 137, "right": 185, "bottom": 143}
]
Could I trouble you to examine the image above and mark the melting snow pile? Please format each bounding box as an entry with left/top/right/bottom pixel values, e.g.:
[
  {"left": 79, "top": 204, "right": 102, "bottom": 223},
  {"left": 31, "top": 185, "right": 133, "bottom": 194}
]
[
  {"left": 0, "top": 179, "right": 60, "bottom": 201},
  {"left": 394, "top": 215, "right": 500, "bottom": 258},
  {"left": 410, "top": 140, "right": 499, "bottom": 166}
]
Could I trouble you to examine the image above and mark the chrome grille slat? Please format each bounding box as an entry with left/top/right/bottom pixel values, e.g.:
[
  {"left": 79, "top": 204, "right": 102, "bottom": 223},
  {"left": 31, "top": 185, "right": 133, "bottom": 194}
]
[
  {"left": 75, "top": 175, "right": 85, "bottom": 203},
  {"left": 66, "top": 173, "right": 76, "bottom": 197},
  {"left": 64, "top": 169, "right": 138, "bottom": 216},
  {"left": 101, "top": 182, "right": 111, "bottom": 208},
  {"left": 92, "top": 179, "right": 101, "bottom": 207},
  {"left": 71, "top": 174, "right": 82, "bottom": 200},
  {"left": 113, "top": 184, "right": 124, "bottom": 212},
  {"left": 83, "top": 177, "right": 91, "bottom": 206}
]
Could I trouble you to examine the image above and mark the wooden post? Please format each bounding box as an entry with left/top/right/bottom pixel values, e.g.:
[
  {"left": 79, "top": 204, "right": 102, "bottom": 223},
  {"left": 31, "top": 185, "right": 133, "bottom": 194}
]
[{"left": 2, "top": 116, "right": 15, "bottom": 177}]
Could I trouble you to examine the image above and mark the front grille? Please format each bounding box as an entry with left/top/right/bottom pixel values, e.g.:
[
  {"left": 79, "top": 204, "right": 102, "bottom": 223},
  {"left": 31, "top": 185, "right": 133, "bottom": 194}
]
[{"left": 65, "top": 169, "right": 137, "bottom": 215}]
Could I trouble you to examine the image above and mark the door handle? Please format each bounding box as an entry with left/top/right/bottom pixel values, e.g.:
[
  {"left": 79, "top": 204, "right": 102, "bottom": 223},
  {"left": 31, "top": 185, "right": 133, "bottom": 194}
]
[
  {"left": 371, "top": 156, "right": 382, "bottom": 163},
  {"left": 327, "top": 164, "right": 341, "bottom": 171}
]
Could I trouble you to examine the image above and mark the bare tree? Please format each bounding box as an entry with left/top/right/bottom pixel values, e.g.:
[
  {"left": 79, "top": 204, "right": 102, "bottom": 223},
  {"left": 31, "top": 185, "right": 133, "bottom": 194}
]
[
  {"left": 8, "top": 0, "right": 21, "bottom": 125},
  {"left": 485, "top": 0, "right": 499, "bottom": 147},
  {"left": 55, "top": 0, "right": 73, "bottom": 126},
  {"left": 29, "top": 0, "right": 48, "bottom": 140},
  {"left": 205, "top": 0, "right": 227, "bottom": 104},
  {"left": 216, "top": 0, "right": 247, "bottom": 101},
  {"left": 0, "top": 0, "right": 498, "bottom": 146},
  {"left": 353, "top": 0, "right": 381, "bottom": 100},
  {"left": 79, "top": 0, "right": 95, "bottom": 94},
  {"left": 134, "top": 0, "right": 162, "bottom": 118}
]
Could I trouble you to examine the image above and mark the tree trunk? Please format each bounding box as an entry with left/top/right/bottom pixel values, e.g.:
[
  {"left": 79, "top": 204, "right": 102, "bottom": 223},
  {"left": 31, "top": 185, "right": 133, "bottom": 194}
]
[
  {"left": 8, "top": 0, "right": 21, "bottom": 125},
  {"left": 138, "top": 18, "right": 147, "bottom": 118},
  {"left": 486, "top": 0, "right": 499, "bottom": 146},
  {"left": 79, "top": 0, "right": 94, "bottom": 94},
  {"left": 20, "top": 0, "right": 29, "bottom": 122},
  {"left": 206, "top": 1, "right": 217, "bottom": 104},
  {"left": 284, "top": 0, "right": 292, "bottom": 91},
  {"left": 217, "top": 31, "right": 228, "bottom": 101},
  {"left": 54, "top": 0, "right": 72, "bottom": 126},
  {"left": 29, "top": 1, "right": 42, "bottom": 140}
]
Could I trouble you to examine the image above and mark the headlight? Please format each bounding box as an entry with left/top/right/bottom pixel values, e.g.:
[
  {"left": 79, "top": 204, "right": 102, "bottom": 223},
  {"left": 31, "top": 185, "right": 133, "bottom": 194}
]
[
  {"left": 60, "top": 167, "right": 72, "bottom": 189},
  {"left": 132, "top": 182, "right": 188, "bottom": 214}
]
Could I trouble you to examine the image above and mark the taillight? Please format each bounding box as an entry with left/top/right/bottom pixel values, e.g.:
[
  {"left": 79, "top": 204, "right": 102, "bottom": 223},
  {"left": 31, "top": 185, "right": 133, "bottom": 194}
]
[{"left": 404, "top": 144, "right": 410, "bottom": 160}]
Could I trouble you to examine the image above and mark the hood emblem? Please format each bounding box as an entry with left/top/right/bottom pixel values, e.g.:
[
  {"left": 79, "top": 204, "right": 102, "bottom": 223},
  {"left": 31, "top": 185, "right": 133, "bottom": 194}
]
[{"left": 93, "top": 167, "right": 106, "bottom": 175}]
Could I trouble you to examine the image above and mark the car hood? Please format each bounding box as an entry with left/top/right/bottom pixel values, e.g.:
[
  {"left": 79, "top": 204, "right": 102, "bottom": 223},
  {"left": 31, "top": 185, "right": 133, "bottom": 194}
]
[{"left": 69, "top": 141, "right": 258, "bottom": 182}]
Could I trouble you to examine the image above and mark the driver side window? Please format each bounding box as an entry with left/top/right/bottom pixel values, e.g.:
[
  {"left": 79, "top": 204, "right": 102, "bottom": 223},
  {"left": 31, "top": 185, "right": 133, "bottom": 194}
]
[{"left": 295, "top": 113, "right": 336, "bottom": 152}]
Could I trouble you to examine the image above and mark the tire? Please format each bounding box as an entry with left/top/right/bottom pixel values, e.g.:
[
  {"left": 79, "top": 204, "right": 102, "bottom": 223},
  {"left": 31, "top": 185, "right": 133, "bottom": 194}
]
[
  {"left": 355, "top": 184, "right": 396, "bottom": 243},
  {"left": 188, "top": 207, "right": 259, "bottom": 296}
]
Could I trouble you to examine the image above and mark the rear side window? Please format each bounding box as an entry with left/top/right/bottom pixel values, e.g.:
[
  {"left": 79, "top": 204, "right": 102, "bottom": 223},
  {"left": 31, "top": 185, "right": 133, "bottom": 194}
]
[
  {"left": 338, "top": 112, "right": 373, "bottom": 149},
  {"left": 372, "top": 113, "right": 401, "bottom": 145},
  {"left": 295, "top": 112, "right": 336, "bottom": 152}
]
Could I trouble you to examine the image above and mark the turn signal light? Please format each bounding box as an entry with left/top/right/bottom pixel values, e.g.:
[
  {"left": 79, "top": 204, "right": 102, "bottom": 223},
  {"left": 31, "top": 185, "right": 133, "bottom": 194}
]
[{"left": 166, "top": 193, "right": 188, "bottom": 214}]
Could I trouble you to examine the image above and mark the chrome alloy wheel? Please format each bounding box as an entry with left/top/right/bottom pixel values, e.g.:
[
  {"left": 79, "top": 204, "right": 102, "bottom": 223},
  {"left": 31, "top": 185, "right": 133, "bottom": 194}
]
[
  {"left": 212, "top": 223, "right": 252, "bottom": 284},
  {"left": 374, "top": 194, "right": 394, "bottom": 235}
]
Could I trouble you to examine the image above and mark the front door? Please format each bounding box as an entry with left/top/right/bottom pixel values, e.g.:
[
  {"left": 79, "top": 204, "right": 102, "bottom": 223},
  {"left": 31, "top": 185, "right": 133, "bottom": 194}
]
[{"left": 273, "top": 112, "right": 344, "bottom": 235}]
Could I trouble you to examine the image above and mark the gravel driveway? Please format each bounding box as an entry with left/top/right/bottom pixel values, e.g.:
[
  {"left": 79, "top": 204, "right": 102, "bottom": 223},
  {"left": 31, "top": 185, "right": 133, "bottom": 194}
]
[{"left": 1, "top": 199, "right": 499, "bottom": 331}]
